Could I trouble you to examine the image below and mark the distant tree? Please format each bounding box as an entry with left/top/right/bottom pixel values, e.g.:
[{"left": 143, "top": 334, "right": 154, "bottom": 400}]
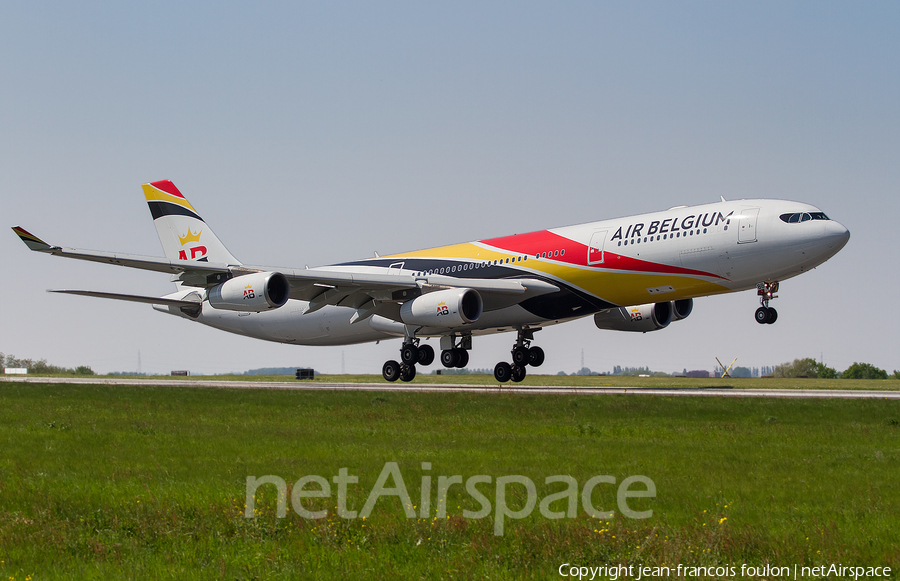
[
  {"left": 774, "top": 358, "right": 819, "bottom": 378},
  {"left": 815, "top": 362, "right": 838, "bottom": 379},
  {"left": 893, "top": 370, "right": 900, "bottom": 380},
  {"left": 75, "top": 365, "right": 94, "bottom": 375},
  {"left": 731, "top": 366, "right": 752, "bottom": 378},
  {"left": 841, "top": 362, "right": 888, "bottom": 380}
]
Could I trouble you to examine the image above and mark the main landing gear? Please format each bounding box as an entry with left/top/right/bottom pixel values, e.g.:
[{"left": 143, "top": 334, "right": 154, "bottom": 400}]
[
  {"left": 494, "top": 328, "right": 544, "bottom": 383},
  {"left": 382, "top": 338, "right": 435, "bottom": 382},
  {"left": 755, "top": 281, "right": 779, "bottom": 325},
  {"left": 440, "top": 334, "right": 470, "bottom": 369}
]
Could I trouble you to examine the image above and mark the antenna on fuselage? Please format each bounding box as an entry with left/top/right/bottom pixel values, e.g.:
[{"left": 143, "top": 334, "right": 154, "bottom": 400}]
[{"left": 720, "top": 196, "right": 727, "bottom": 202}]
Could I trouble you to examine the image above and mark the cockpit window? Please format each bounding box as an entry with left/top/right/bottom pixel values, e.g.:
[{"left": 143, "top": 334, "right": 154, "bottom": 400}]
[{"left": 780, "top": 212, "right": 830, "bottom": 223}]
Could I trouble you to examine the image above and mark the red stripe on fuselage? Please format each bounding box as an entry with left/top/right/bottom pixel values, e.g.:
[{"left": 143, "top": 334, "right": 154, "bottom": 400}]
[{"left": 481, "top": 230, "right": 724, "bottom": 280}]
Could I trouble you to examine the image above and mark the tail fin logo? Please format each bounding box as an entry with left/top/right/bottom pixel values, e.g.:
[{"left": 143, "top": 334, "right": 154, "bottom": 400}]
[
  {"left": 179, "top": 228, "right": 202, "bottom": 246},
  {"left": 177, "top": 227, "right": 207, "bottom": 261}
]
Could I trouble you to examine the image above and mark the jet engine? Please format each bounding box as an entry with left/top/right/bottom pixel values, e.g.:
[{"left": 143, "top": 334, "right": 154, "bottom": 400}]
[
  {"left": 207, "top": 272, "right": 290, "bottom": 312},
  {"left": 593, "top": 301, "right": 674, "bottom": 333},
  {"left": 672, "top": 298, "right": 693, "bottom": 320},
  {"left": 399, "top": 288, "right": 482, "bottom": 327}
]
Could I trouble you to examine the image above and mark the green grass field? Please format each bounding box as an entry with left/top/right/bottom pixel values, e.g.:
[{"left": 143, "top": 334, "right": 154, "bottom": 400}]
[
  {"left": 0, "top": 381, "right": 898, "bottom": 579},
  {"left": 21, "top": 371, "right": 900, "bottom": 390}
]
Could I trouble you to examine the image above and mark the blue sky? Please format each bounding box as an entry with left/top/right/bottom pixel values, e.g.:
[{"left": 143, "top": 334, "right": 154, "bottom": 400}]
[{"left": 2, "top": 2, "right": 898, "bottom": 375}]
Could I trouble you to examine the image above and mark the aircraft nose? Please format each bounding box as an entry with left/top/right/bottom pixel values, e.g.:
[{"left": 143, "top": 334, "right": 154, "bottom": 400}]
[
  {"left": 826, "top": 220, "right": 851, "bottom": 250},
  {"left": 811, "top": 219, "right": 850, "bottom": 261}
]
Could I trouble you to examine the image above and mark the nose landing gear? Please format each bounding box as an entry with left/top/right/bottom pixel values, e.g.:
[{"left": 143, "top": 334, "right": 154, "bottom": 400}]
[
  {"left": 755, "top": 281, "right": 779, "bottom": 324},
  {"left": 494, "top": 328, "right": 543, "bottom": 383}
]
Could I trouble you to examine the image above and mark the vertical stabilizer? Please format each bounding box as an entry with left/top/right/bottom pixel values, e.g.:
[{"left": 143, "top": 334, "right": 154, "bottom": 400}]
[{"left": 143, "top": 180, "right": 241, "bottom": 265}]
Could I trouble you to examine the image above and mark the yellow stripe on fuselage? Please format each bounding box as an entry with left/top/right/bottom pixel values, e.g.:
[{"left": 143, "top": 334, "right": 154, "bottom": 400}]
[{"left": 384, "top": 241, "right": 730, "bottom": 306}]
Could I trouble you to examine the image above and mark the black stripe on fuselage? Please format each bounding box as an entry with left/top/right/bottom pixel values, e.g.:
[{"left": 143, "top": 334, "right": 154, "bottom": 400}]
[
  {"left": 337, "top": 258, "right": 616, "bottom": 319},
  {"left": 147, "top": 201, "right": 204, "bottom": 222}
]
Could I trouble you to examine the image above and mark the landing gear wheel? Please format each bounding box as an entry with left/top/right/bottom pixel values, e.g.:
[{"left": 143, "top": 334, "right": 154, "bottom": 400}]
[
  {"left": 383, "top": 360, "right": 401, "bottom": 382},
  {"left": 454, "top": 349, "right": 469, "bottom": 368},
  {"left": 400, "top": 364, "right": 416, "bottom": 382},
  {"left": 494, "top": 362, "right": 512, "bottom": 383},
  {"left": 512, "top": 346, "right": 530, "bottom": 367},
  {"left": 417, "top": 344, "right": 435, "bottom": 366},
  {"left": 511, "top": 365, "right": 526, "bottom": 382},
  {"left": 756, "top": 281, "right": 780, "bottom": 325},
  {"left": 441, "top": 349, "right": 458, "bottom": 368},
  {"left": 528, "top": 346, "right": 545, "bottom": 367},
  {"left": 401, "top": 344, "right": 420, "bottom": 365}
]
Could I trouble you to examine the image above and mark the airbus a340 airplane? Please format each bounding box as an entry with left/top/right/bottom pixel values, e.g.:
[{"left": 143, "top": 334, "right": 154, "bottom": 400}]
[{"left": 14, "top": 180, "right": 849, "bottom": 382}]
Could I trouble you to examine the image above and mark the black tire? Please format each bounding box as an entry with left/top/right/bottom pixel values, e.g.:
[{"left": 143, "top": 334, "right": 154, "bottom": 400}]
[
  {"left": 455, "top": 349, "right": 469, "bottom": 368},
  {"left": 382, "top": 360, "right": 401, "bottom": 382},
  {"left": 401, "top": 344, "right": 419, "bottom": 365},
  {"left": 528, "top": 346, "right": 545, "bottom": 367},
  {"left": 441, "top": 349, "right": 458, "bottom": 368},
  {"left": 766, "top": 307, "right": 778, "bottom": 324},
  {"left": 494, "top": 362, "right": 512, "bottom": 383},
  {"left": 418, "top": 344, "right": 435, "bottom": 366},
  {"left": 512, "top": 346, "right": 530, "bottom": 366},
  {"left": 400, "top": 364, "right": 416, "bottom": 382},
  {"left": 755, "top": 307, "right": 769, "bottom": 324},
  {"left": 511, "top": 365, "right": 526, "bottom": 382}
]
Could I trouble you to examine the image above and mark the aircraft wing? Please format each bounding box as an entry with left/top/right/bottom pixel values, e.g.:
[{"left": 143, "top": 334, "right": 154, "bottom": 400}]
[
  {"left": 14, "top": 226, "right": 558, "bottom": 313},
  {"left": 12, "top": 226, "right": 232, "bottom": 277},
  {"left": 47, "top": 289, "right": 202, "bottom": 308}
]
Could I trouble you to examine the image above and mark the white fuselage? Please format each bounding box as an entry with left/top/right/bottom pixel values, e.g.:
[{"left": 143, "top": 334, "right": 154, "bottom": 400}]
[{"left": 155, "top": 199, "right": 849, "bottom": 346}]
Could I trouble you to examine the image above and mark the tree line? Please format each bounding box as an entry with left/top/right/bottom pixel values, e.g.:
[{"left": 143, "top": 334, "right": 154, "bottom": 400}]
[
  {"left": 774, "top": 358, "right": 898, "bottom": 380},
  {"left": 0, "top": 353, "right": 94, "bottom": 375}
]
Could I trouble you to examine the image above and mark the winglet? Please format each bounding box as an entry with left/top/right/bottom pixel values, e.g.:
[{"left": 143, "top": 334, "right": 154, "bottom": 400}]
[{"left": 12, "top": 226, "right": 55, "bottom": 252}]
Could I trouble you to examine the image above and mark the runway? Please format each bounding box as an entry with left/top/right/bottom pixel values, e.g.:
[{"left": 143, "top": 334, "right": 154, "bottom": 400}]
[{"left": 3, "top": 376, "right": 900, "bottom": 399}]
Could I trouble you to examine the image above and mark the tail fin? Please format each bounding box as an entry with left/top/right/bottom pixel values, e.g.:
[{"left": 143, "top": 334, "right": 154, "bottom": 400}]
[{"left": 143, "top": 180, "right": 240, "bottom": 265}]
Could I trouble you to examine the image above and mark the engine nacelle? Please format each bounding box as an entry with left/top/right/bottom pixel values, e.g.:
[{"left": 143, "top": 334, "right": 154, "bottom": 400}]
[
  {"left": 207, "top": 272, "right": 290, "bottom": 312},
  {"left": 399, "top": 288, "right": 483, "bottom": 327},
  {"left": 593, "top": 301, "right": 673, "bottom": 333}
]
